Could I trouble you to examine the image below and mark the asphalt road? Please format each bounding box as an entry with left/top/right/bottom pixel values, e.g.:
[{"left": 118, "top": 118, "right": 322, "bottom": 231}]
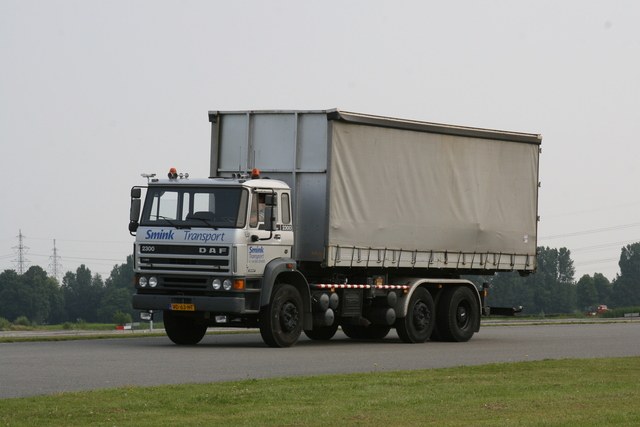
[{"left": 2, "top": 322, "right": 640, "bottom": 399}]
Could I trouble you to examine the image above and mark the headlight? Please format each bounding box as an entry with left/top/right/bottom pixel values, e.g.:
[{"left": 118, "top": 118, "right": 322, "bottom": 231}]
[
  {"left": 223, "top": 279, "right": 232, "bottom": 291},
  {"left": 149, "top": 277, "right": 158, "bottom": 287},
  {"left": 212, "top": 279, "right": 222, "bottom": 290},
  {"left": 139, "top": 276, "right": 148, "bottom": 287}
]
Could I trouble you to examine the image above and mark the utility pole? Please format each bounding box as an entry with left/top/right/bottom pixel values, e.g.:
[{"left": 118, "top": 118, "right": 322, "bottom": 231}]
[
  {"left": 12, "top": 229, "right": 30, "bottom": 274},
  {"left": 48, "top": 239, "right": 64, "bottom": 282}
]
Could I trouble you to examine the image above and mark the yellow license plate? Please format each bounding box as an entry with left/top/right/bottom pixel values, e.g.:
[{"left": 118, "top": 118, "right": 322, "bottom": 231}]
[{"left": 170, "top": 303, "right": 195, "bottom": 311}]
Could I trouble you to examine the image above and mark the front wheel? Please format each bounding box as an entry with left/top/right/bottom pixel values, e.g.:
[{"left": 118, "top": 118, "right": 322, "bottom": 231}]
[
  {"left": 259, "top": 284, "right": 304, "bottom": 347},
  {"left": 433, "top": 286, "right": 479, "bottom": 342},
  {"left": 395, "top": 287, "right": 435, "bottom": 343},
  {"left": 163, "top": 311, "right": 208, "bottom": 345}
]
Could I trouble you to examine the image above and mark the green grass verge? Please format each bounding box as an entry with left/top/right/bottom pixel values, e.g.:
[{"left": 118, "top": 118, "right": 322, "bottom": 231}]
[{"left": 2, "top": 357, "right": 639, "bottom": 426}]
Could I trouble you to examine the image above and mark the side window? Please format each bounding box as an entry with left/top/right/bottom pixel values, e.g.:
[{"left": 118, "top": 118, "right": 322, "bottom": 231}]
[
  {"left": 249, "top": 194, "right": 265, "bottom": 228},
  {"left": 282, "top": 193, "right": 291, "bottom": 224}
]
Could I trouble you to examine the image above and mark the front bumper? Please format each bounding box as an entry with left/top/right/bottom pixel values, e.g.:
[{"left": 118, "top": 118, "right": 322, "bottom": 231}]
[{"left": 132, "top": 294, "right": 256, "bottom": 314}]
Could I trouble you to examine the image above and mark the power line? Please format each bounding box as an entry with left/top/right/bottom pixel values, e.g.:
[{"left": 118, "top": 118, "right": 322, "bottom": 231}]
[
  {"left": 540, "top": 222, "right": 640, "bottom": 240},
  {"left": 571, "top": 239, "right": 640, "bottom": 253},
  {"left": 26, "top": 237, "right": 130, "bottom": 245},
  {"left": 543, "top": 202, "right": 640, "bottom": 219},
  {"left": 574, "top": 257, "right": 619, "bottom": 267}
]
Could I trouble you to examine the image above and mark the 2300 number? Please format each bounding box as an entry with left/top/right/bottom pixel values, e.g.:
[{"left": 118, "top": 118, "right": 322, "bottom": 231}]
[{"left": 141, "top": 246, "right": 156, "bottom": 252}]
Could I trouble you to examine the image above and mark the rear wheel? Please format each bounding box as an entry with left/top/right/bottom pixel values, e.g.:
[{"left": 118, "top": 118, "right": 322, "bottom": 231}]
[
  {"left": 433, "top": 286, "right": 479, "bottom": 342},
  {"left": 363, "top": 325, "right": 391, "bottom": 339},
  {"left": 304, "top": 323, "right": 339, "bottom": 340},
  {"left": 259, "top": 284, "right": 304, "bottom": 347},
  {"left": 341, "top": 323, "right": 364, "bottom": 339},
  {"left": 163, "top": 311, "right": 207, "bottom": 345},
  {"left": 395, "top": 287, "right": 435, "bottom": 343},
  {"left": 342, "top": 323, "right": 391, "bottom": 340}
]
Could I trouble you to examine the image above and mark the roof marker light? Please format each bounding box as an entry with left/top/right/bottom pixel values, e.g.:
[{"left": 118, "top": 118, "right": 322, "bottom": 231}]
[
  {"left": 168, "top": 168, "right": 178, "bottom": 179},
  {"left": 251, "top": 168, "right": 261, "bottom": 179}
]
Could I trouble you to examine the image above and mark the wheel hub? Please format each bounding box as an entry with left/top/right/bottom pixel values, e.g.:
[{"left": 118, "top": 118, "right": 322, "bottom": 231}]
[
  {"left": 280, "top": 301, "right": 299, "bottom": 333},
  {"left": 413, "top": 301, "right": 430, "bottom": 331},
  {"left": 456, "top": 304, "right": 470, "bottom": 328}
]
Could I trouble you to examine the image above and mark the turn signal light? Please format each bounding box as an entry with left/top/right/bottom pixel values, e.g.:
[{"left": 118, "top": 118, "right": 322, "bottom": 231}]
[{"left": 233, "top": 280, "right": 245, "bottom": 290}]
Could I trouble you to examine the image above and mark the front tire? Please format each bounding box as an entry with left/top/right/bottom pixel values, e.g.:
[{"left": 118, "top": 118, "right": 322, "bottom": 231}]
[
  {"left": 395, "top": 287, "right": 435, "bottom": 343},
  {"left": 433, "top": 286, "right": 479, "bottom": 342},
  {"left": 259, "top": 284, "right": 304, "bottom": 347},
  {"left": 163, "top": 311, "right": 207, "bottom": 345}
]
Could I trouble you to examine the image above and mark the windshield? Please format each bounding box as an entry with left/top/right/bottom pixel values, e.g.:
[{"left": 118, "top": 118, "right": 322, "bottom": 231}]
[{"left": 140, "top": 186, "right": 249, "bottom": 228}]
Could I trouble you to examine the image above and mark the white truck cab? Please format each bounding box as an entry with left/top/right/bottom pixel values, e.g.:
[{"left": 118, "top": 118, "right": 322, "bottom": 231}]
[{"left": 129, "top": 168, "right": 303, "bottom": 345}]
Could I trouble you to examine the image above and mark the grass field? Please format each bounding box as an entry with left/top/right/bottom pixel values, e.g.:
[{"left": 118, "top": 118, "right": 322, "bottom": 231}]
[{"left": 2, "top": 357, "right": 639, "bottom": 426}]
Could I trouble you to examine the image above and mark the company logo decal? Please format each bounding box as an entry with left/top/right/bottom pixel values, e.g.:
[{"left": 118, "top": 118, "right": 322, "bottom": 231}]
[
  {"left": 145, "top": 229, "right": 175, "bottom": 240},
  {"left": 199, "top": 247, "right": 229, "bottom": 255},
  {"left": 183, "top": 231, "right": 226, "bottom": 243},
  {"left": 249, "top": 246, "right": 265, "bottom": 263},
  {"left": 144, "top": 229, "right": 225, "bottom": 243}
]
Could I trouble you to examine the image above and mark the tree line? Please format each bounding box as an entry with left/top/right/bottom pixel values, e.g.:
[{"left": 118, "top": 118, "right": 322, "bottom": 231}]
[
  {"left": 0, "top": 256, "right": 134, "bottom": 325},
  {"left": 1, "top": 243, "right": 639, "bottom": 324},
  {"left": 471, "top": 242, "right": 640, "bottom": 315}
]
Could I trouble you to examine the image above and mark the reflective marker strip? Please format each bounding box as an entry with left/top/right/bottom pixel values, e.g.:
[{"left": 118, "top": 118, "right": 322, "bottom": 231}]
[{"left": 312, "top": 284, "right": 410, "bottom": 290}]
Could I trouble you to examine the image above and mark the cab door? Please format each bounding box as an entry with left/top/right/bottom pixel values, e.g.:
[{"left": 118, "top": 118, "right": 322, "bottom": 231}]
[{"left": 246, "top": 191, "right": 294, "bottom": 275}]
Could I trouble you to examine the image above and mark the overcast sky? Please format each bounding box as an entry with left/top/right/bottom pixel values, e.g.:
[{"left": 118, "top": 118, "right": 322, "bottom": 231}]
[{"left": 1, "top": 1, "right": 639, "bottom": 282}]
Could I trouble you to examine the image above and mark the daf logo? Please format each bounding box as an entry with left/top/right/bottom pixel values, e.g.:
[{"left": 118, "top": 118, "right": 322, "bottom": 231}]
[{"left": 199, "top": 247, "right": 219, "bottom": 254}]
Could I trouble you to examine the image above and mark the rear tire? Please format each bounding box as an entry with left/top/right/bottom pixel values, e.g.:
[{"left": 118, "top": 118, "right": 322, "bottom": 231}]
[
  {"left": 395, "top": 287, "right": 435, "bottom": 343},
  {"left": 341, "top": 323, "right": 364, "bottom": 339},
  {"left": 363, "top": 325, "right": 391, "bottom": 339},
  {"left": 259, "top": 284, "right": 304, "bottom": 348},
  {"left": 304, "top": 323, "right": 339, "bottom": 340},
  {"left": 342, "top": 323, "right": 391, "bottom": 340},
  {"left": 163, "top": 311, "right": 207, "bottom": 345},
  {"left": 433, "top": 286, "right": 479, "bottom": 342}
]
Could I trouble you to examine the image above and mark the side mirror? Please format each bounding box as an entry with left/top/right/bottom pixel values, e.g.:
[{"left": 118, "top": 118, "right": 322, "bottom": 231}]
[
  {"left": 131, "top": 187, "right": 142, "bottom": 198},
  {"left": 129, "top": 194, "right": 141, "bottom": 235},
  {"left": 265, "top": 194, "right": 277, "bottom": 206},
  {"left": 130, "top": 198, "right": 141, "bottom": 222},
  {"left": 264, "top": 206, "right": 276, "bottom": 232}
]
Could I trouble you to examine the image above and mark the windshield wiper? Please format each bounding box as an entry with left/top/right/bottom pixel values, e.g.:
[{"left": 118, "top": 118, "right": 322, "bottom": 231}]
[
  {"left": 189, "top": 217, "right": 219, "bottom": 230},
  {"left": 156, "top": 216, "right": 191, "bottom": 230}
]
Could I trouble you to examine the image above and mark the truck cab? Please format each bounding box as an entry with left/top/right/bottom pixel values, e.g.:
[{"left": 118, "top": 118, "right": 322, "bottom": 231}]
[{"left": 129, "top": 168, "right": 301, "bottom": 345}]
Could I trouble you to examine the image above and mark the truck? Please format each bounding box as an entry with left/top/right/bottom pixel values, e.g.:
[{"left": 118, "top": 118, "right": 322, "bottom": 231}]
[{"left": 129, "top": 109, "right": 541, "bottom": 347}]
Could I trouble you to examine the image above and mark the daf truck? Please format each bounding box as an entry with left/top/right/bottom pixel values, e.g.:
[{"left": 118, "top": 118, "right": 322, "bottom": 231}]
[{"left": 129, "top": 110, "right": 541, "bottom": 347}]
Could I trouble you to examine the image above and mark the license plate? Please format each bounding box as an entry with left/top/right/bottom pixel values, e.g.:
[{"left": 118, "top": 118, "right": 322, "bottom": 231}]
[{"left": 170, "top": 303, "right": 195, "bottom": 311}]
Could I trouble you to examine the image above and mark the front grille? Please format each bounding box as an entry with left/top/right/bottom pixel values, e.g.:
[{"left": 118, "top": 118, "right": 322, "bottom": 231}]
[
  {"left": 137, "top": 243, "right": 231, "bottom": 273},
  {"left": 140, "top": 257, "right": 228, "bottom": 267}
]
